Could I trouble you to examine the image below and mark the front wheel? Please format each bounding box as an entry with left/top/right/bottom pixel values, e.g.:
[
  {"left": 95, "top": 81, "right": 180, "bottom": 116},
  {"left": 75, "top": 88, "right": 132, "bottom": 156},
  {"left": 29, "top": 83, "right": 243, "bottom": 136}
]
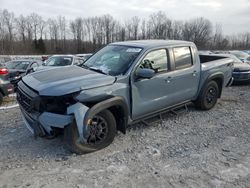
[
  {"left": 64, "top": 109, "right": 116, "bottom": 154},
  {"left": 194, "top": 81, "right": 219, "bottom": 110}
]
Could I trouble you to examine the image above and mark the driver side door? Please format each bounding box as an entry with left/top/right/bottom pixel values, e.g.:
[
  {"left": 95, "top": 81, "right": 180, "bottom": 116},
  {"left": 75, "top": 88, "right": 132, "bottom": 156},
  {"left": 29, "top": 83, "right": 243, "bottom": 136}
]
[{"left": 131, "top": 49, "right": 172, "bottom": 119}]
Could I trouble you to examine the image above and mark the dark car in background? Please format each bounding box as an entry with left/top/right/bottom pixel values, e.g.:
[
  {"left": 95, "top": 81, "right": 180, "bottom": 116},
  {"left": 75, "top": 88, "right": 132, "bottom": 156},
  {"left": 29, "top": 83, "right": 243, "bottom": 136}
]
[
  {"left": 0, "top": 63, "right": 14, "bottom": 105},
  {"left": 214, "top": 54, "right": 250, "bottom": 84},
  {"left": 6, "top": 59, "right": 43, "bottom": 90},
  {"left": 231, "top": 57, "right": 250, "bottom": 84}
]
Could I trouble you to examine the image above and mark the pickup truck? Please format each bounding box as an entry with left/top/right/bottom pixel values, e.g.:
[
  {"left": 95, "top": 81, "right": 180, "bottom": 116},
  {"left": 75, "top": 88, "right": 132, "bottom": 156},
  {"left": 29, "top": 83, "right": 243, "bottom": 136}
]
[{"left": 17, "top": 40, "right": 233, "bottom": 154}]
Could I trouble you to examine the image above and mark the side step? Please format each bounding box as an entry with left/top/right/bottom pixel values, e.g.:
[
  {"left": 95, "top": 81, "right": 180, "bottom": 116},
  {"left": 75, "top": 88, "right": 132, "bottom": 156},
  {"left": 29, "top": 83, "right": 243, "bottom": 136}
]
[{"left": 139, "top": 103, "right": 189, "bottom": 126}]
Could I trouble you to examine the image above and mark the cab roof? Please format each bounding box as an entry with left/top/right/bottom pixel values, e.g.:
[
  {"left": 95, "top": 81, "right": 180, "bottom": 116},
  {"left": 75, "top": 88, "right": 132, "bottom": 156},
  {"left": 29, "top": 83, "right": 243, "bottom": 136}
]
[{"left": 111, "top": 40, "right": 194, "bottom": 49}]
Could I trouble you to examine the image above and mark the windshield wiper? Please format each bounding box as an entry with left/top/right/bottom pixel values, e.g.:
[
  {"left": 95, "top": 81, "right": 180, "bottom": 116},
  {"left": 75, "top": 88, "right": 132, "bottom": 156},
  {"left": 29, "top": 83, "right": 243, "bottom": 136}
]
[
  {"left": 81, "top": 64, "right": 89, "bottom": 70},
  {"left": 88, "top": 67, "right": 108, "bottom": 75}
]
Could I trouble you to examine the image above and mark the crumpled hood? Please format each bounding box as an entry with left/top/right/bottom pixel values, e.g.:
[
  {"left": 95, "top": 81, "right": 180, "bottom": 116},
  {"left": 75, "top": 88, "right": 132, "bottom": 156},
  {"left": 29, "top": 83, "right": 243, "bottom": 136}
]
[
  {"left": 233, "top": 62, "right": 250, "bottom": 72},
  {"left": 22, "top": 66, "right": 116, "bottom": 96}
]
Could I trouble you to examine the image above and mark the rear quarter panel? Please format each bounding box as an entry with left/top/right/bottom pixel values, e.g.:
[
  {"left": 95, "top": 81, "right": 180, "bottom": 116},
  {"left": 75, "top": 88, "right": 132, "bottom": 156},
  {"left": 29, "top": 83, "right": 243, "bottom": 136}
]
[{"left": 198, "top": 58, "right": 233, "bottom": 96}]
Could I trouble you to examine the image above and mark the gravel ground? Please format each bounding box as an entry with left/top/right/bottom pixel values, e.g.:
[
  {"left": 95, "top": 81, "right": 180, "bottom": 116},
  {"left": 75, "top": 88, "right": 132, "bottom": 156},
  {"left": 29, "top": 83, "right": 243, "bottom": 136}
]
[{"left": 0, "top": 85, "right": 249, "bottom": 188}]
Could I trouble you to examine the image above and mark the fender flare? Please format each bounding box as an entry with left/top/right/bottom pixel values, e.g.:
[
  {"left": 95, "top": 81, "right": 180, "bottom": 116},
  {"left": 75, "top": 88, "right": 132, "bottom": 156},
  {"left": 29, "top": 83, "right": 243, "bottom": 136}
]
[
  {"left": 198, "top": 72, "right": 224, "bottom": 98},
  {"left": 84, "top": 96, "right": 129, "bottom": 134}
]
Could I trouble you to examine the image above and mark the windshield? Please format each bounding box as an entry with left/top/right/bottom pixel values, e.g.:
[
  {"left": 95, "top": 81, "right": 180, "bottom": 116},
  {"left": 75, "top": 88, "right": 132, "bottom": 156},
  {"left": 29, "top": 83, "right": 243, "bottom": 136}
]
[
  {"left": 6, "top": 61, "right": 30, "bottom": 70},
  {"left": 83, "top": 45, "right": 142, "bottom": 76},
  {"left": 45, "top": 56, "right": 73, "bottom": 66}
]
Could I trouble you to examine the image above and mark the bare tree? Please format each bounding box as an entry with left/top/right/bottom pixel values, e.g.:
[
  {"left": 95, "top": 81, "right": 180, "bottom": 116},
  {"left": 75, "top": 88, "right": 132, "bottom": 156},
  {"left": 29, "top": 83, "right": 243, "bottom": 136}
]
[
  {"left": 125, "top": 20, "right": 132, "bottom": 40},
  {"left": 0, "top": 9, "right": 250, "bottom": 54},
  {"left": 15, "top": 15, "right": 27, "bottom": 43},
  {"left": 171, "top": 21, "right": 183, "bottom": 40},
  {"left": 182, "top": 17, "right": 212, "bottom": 49},
  {"left": 38, "top": 19, "right": 46, "bottom": 39},
  {"left": 2, "top": 9, "right": 15, "bottom": 53},
  {"left": 29, "top": 13, "right": 42, "bottom": 41},
  {"left": 101, "top": 14, "right": 115, "bottom": 44},
  {"left": 148, "top": 11, "right": 169, "bottom": 39},
  {"left": 58, "top": 16, "right": 66, "bottom": 51},
  {"left": 130, "top": 16, "right": 140, "bottom": 40},
  {"left": 141, "top": 19, "right": 146, "bottom": 39},
  {"left": 47, "top": 18, "right": 59, "bottom": 52}
]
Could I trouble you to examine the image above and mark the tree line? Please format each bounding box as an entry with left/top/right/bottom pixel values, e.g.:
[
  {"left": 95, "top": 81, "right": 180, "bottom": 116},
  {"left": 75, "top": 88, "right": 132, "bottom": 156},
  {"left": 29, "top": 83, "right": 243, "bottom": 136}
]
[{"left": 0, "top": 9, "right": 249, "bottom": 55}]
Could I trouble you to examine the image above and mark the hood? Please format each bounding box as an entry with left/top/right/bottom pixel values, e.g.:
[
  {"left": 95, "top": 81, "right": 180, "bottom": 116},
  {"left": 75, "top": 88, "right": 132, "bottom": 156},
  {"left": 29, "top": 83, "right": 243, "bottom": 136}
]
[
  {"left": 233, "top": 62, "right": 250, "bottom": 72},
  {"left": 22, "top": 66, "right": 116, "bottom": 96},
  {"left": 34, "top": 66, "right": 61, "bottom": 71}
]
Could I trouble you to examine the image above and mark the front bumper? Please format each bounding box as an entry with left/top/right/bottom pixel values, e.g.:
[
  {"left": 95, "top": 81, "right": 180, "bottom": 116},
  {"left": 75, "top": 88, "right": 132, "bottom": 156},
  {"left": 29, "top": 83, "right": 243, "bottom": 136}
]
[
  {"left": 20, "top": 105, "right": 74, "bottom": 136},
  {"left": 0, "top": 81, "right": 14, "bottom": 96},
  {"left": 17, "top": 80, "right": 117, "bottom": 144},
  {"left": 232, "top": 71, "right": 250, "bottom": 83},
  {"left": 19, "top": 102, "right": 89, "bottom": 142}
]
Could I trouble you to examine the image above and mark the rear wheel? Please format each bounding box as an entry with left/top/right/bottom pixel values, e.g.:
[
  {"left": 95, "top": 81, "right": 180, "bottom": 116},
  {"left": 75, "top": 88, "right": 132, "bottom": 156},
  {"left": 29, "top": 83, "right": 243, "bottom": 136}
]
[
  {"left": 64, "top": 109, "right": 116, "bottom": 154},
  {"left": 194, "top": 81, "right": 219, "bottom": 110}
]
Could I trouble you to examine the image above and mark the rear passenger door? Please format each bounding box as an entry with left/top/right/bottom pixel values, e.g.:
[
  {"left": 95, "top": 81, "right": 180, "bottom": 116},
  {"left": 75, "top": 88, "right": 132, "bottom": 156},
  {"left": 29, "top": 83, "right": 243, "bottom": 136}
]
[{"left": 169, "top": 46, "right": 200, "bottom": 102}]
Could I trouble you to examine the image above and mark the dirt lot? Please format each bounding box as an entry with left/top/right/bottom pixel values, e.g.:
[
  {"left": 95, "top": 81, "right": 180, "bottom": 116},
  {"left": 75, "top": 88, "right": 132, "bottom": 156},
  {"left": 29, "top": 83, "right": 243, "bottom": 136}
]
[{"left": 0, "top": 85, "right": 249, "bottom": 188}]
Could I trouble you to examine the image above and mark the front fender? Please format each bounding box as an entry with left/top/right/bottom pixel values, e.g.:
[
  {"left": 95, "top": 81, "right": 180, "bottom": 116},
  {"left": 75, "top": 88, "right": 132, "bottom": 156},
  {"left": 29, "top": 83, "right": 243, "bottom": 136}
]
[
  {"left": 84, "top": 96, "right": 128, "bottom": 134},
  {"left": 67, "top": 96, "right": 129, "bottom": 143}
]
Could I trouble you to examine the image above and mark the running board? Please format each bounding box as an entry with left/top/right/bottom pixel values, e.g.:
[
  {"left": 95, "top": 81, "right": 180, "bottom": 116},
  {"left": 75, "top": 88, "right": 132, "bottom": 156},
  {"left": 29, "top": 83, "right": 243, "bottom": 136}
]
[{"left": 138, "top": 103, "right": 190, "bottom": 126}]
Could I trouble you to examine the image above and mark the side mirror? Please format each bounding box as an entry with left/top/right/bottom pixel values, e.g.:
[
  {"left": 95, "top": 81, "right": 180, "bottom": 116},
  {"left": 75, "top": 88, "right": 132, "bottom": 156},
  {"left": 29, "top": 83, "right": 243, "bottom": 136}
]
[
  {"left": 26, "top": 67, "right": 34, "bottom": 75},
  {"left": 135, "top": 68, "right": 155, "bottom": 80}
]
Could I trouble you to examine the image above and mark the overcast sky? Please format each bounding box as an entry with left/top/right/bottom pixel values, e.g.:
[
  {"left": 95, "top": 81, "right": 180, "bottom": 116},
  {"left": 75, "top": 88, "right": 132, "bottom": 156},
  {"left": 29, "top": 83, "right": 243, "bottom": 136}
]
[{"left": 0, "top": 0, "right": 250, "bottom": 35}]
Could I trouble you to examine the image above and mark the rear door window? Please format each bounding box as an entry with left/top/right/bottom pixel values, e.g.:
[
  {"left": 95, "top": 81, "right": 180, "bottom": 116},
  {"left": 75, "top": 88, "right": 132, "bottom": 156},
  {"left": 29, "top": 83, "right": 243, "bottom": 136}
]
[{"left": 173, "top": 47, "right": 193, "bottom": 70}]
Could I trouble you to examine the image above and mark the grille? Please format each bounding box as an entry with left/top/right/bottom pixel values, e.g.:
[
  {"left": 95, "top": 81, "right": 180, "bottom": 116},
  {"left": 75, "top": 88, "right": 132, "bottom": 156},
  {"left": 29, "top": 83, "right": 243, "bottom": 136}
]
[
  {"left": 234, "top": 74, "right": 250, "bottom": 79},
  {"left": 17, "top": 88, "right": 33, "bottom": 113}
]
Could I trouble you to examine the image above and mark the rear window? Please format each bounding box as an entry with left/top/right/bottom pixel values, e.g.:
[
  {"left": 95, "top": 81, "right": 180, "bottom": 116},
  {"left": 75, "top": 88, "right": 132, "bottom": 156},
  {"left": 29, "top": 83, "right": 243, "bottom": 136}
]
[
  {"left": 173, "top": 47, "right": 193, "bottom": 70},
  {"left": 46, "top": 56, "right": 73, "bottom": 66},
  {"left": 6, "top": 61, "right": 30, "bottom": 70}
]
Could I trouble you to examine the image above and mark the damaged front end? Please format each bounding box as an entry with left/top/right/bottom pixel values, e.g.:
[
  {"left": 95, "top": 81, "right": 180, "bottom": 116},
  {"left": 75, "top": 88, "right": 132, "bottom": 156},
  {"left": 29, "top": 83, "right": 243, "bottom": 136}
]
[{"left": 17, "top": 80, "right": 93, "bottom": 143}]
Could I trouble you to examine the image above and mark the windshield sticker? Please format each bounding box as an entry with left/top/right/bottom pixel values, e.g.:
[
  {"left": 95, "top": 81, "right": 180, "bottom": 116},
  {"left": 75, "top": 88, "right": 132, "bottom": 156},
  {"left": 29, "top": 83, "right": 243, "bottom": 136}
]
[
  {"left": 63, "top": 58, "right": 72, "bottom": 60},
  {"left": 126, "top": 48, "right": 142, "bottom": 53}
]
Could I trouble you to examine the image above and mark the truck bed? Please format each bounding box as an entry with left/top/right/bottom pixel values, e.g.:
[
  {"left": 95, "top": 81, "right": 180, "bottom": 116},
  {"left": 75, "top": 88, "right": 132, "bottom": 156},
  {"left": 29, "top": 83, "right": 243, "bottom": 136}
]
[
  {"left": 199, "top": 55, "right": 228, "bottom": 64},
  {"left": 199, "top": 54, "right": 233, "bottom": 88}
]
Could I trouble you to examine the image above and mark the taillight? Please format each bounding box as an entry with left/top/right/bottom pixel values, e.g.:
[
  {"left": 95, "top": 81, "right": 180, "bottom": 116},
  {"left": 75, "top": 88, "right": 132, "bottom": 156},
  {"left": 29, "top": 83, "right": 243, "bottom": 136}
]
[{"left": 0, "top": 68, "right": 9, "bottom": 75}]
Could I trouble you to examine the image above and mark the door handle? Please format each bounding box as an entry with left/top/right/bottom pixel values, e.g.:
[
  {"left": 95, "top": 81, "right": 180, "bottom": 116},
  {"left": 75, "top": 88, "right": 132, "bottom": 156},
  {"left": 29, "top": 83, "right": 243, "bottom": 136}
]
[
  {"left": 165, "top": 76, "right": 172, "bottom": 83},
  {"left": 193, "top": 71, "right": 197, "bottom": 76}
]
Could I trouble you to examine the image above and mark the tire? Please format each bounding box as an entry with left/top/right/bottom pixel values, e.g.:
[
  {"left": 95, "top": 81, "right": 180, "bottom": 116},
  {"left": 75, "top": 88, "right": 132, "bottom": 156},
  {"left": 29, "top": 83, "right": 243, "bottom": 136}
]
[
  {"left": 194, "top": 81, "right": 219, "bottom": 110},
  {"left": 64, "top": 109, "right": 116, "bottom": 154},
  {"left": 0, "top": 92, "right": 3, "bottom": 106}
]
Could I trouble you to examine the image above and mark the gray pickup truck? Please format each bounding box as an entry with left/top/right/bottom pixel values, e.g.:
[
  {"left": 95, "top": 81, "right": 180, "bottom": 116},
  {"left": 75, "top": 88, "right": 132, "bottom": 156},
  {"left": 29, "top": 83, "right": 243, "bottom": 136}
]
[{"left": 17, "top": 40, "right": 233, "bottom": 154}]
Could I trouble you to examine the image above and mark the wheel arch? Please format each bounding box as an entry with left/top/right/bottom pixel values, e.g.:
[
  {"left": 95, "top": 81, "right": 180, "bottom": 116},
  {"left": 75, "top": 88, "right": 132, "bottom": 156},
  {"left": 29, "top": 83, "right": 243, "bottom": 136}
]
[
  {"left": 203, "top": 73, "right": 224, "bottom": 98},
  {"left": 84, "top": 96, "right": 129, "bottom": 134}
]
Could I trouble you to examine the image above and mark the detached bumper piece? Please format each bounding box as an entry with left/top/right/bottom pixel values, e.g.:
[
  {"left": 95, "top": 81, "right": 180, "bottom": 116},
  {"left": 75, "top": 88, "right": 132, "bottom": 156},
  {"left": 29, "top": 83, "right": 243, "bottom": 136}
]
[{"left": 20, "top": 109, "right": 46, "bottom": 137}]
